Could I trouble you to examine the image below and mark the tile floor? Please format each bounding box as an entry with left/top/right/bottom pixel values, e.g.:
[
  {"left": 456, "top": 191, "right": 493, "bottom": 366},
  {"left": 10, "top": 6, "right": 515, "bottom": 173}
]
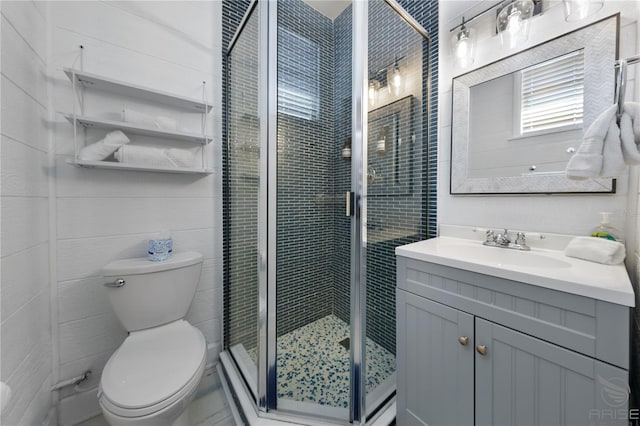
[
  {"left": 248, "top": 314, "right": 396, "bottom": 408},
  {"left": 75, "top": 368, "right": 236, "bottom": 426}
]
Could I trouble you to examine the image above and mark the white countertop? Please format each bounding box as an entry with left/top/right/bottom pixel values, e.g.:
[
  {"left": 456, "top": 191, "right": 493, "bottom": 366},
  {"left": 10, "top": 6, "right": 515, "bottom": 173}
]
[{"left": 395, "top": 228, "right": 635, "bottom": 307}]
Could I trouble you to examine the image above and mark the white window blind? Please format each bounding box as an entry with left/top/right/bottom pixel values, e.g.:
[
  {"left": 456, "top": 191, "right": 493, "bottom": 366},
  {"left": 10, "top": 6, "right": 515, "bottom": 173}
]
[
  {"left": 278, "top": 28, "right": 320, "bottom": 121},
  {"left": 520, "top": 50, "right": 584, "bottom": 134}
]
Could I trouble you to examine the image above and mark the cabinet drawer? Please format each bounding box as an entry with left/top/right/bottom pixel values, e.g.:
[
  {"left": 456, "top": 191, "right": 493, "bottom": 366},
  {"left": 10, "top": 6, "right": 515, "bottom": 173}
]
[{"left": 397, "top": 256, "right": 630, "bottom": 369}]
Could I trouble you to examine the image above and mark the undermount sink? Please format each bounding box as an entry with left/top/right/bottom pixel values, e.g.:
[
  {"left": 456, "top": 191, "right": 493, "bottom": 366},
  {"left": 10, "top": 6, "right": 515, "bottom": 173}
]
[{"left": 436, "top": 242, "right": 572, "bottom": 269}]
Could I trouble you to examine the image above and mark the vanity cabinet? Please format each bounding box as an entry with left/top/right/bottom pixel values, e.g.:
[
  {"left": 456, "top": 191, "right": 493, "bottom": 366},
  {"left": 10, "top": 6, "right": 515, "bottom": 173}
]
[{"left": 396, "top": 257, "right": 630, "bottom": 426}]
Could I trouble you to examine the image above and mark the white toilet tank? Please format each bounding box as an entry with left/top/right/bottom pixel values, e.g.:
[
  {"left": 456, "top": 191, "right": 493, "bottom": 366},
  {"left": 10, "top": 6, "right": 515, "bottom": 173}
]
[{"left": 102, "top": 251, "right": 203, "bottom": 332}]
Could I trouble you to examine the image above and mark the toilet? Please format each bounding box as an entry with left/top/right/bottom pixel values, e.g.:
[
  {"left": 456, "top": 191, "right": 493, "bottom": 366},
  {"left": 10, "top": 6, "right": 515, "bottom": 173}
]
[{"left": 99, "top": 251, "right": 206, "bottom": 426}]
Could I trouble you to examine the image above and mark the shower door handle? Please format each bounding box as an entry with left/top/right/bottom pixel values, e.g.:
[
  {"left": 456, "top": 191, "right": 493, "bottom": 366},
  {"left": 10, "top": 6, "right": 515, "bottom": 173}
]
[{"left": 346, "top": 191, "right": 354, "bottom": 217}]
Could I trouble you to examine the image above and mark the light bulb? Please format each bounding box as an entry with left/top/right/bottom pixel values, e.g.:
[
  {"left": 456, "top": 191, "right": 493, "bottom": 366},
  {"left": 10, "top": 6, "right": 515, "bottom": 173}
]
[
  {"left": 368, "top": 81, "right": 377, "bottom": 106},
  {"left": 507, "top": 10, "right": 522, "bottom": 35},
  {"left": 387, "top": 64, "right": 402, "bottom": 96},
  {"left": 497, "top": 0, "right": 534, "bottom": 49},
  {"left": 452, "top": 24, "right": 475, "bottom": 68},
  {"left": 390, "top": 67, "right": 402, "bottom": 95}
]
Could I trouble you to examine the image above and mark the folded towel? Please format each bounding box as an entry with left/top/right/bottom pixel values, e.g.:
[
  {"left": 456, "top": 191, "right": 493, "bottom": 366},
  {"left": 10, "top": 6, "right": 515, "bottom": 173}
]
[
  {"left": 620, "top": 102, "right": 640, "bottom": 165},
  {"left": 114, "top": 145, "right": 197, "bottom": 168},
  {"left": 566, "top": 105, "right": 625, "bottom": 179},
  {"left": 79, "top": 130, "right": 130, "bottom": 161},
  {"left": 564, "top": 236, "right": 625, "bottom": 265},
  {"left": 122, "top": 109, "right": 177, "bottom": 131}
]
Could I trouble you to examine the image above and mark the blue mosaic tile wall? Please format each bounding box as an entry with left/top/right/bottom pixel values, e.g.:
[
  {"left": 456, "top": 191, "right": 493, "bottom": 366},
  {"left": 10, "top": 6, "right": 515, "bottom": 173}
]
[
  {"left": 398, "top": 0, "right": 439, "bottom": 241},
  {"left": 276, "top": 0, "right": 336, "bottom": 336},
  {"left": 332, "top": 1, "right": 438, "bottom": 355}
]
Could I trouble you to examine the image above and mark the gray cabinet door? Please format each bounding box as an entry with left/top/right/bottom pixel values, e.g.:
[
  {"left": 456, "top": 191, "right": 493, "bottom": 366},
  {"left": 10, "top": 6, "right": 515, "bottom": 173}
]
[
  {"left": 397, "top": 289, "right": 474, "bottom": 426},
  {"left": 475, "top": 318, "right": 629, "bottom": 426}
]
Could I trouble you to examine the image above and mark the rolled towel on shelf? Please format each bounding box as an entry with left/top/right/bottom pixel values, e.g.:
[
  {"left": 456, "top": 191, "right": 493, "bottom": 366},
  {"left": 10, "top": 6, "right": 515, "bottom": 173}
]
[
  {"left": 114, "top": 145, "right": 198, "bottom": 168},
  {"left": 122, "top": 109, "right": 177, "bottom": 131},
  {"left": 564, "top": 236, "right": 625, "bottom": 265},
  {"left": 78, "top": 130, "right": 130, "bottom": 161}
]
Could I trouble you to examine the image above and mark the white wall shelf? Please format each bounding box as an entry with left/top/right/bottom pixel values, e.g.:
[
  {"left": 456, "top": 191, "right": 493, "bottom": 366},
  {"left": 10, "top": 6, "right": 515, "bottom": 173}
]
[
  {"left": 64, "top": 68, "right": 212, "bottom": 113},
  {"left": 64, "top": 114, "right": 211, "bottom": 145},
  {"left": 67, "top": 159, "right": 213, "bottom": 175},
  {"left": 65, "top": 59, "right": 212, "bottom": 175}
]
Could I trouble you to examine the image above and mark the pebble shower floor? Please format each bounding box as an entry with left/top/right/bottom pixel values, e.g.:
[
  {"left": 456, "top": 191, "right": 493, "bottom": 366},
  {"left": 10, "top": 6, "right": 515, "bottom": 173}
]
[{"left": 249, "top": 314, "right": 396, "bottom": 408}]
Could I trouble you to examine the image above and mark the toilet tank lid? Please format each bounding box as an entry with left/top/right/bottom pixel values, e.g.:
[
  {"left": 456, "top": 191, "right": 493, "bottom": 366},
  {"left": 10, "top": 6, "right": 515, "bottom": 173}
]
[{"left": 103, "top": 251, "right": 203, "bottom": 276}]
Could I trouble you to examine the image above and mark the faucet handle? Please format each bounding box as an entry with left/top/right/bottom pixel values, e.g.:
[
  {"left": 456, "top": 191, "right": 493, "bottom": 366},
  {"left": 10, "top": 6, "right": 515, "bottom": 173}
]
[
  {"left": 515, "top": 232, "right": 526, "bottom": 245},
  {"left": 485, "top": 229, "right": 496, "bottom": 243}
]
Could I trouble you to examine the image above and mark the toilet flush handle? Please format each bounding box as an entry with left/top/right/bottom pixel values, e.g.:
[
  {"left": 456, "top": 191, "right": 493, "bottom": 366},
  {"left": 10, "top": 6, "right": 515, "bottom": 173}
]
[{"left": 104, "top": 278, "right": 125, "bottom": 288}]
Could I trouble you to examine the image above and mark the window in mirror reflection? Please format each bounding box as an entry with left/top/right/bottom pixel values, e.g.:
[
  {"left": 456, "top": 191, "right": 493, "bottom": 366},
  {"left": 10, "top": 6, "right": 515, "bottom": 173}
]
[{"left": 518, "top": 49, "right": 584, "bottom": 135}]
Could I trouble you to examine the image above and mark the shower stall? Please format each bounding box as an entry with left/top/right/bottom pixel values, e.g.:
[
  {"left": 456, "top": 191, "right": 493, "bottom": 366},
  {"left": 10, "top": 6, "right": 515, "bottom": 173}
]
[{"left": 221, "top": 0, "right": 433, "bottom": 423}]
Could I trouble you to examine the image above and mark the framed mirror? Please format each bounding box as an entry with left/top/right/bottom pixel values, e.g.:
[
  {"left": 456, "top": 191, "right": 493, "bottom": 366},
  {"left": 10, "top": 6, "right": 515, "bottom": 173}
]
[{"left": 451, "top": 15, "right": 618, "bottom": 194}]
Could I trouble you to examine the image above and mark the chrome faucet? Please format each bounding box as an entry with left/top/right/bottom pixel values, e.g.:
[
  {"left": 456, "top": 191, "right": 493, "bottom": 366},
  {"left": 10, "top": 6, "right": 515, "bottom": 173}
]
[
  {"left": 483, "top": 229, "right": 530, "bottom": 251},
  {"left": 495, "top": 229, "right": 511, "bottom": 246}
]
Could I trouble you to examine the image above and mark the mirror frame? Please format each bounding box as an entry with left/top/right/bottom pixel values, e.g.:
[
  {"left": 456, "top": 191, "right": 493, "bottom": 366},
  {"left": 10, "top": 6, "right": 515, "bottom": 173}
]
[{"left": 450, "top": 15, "right": 618, "bottom": 195}]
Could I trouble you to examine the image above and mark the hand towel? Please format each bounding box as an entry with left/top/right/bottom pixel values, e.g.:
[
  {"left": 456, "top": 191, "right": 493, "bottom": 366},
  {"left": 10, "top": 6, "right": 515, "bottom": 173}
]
[
  {"left": 122, "top": 109, "right": 177, "bottom": 131},
  {"left": 620, "top": 102, "right": 640, "bottom": 165},
  {"left": 78, "top": 130, "right": 130, "bottom": 161},
  {"left": 564, "top": 236, "right": 625, "bottom": 265},
  {"left": 566, "top": 104, "right": 625, "bottom": 179},
  {"left": 114, "top": 145, "right": 197, "bottom": 168}
]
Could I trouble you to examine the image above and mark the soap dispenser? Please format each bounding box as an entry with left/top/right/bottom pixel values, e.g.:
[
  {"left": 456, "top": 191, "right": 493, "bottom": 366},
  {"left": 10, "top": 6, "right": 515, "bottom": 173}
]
[{"left": 590, "top": 212, "right": 623, "bottom": 243}]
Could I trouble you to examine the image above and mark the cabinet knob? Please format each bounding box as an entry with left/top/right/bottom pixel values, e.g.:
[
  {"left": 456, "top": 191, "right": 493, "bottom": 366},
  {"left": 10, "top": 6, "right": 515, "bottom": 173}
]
[
  {"left": 458, "top": 336, "right": 469, "bottom": 346},
  {"left": 476, "top": 345, "right": 488, "bottom": 356}
]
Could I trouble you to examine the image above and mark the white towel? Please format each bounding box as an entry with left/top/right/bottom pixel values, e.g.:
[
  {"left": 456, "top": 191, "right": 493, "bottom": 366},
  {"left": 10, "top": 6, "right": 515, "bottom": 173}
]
[
  {"left": 122, "top": 109, "right": 177, "bottom": 131},
  {"left": 564, "top": 236, "right": 625, "bottom": 265},
  {"left": 566, "top": 104, "right": 625, "bottom": 179},
  {"left": 620, "top": 102, "right": 640, "bottom": 165},
  {"left": 78, "top": 130, "right": 130, "bottom": 161},
  {"left": 114, "top": 145, "right": 197, "bottom": 168}
]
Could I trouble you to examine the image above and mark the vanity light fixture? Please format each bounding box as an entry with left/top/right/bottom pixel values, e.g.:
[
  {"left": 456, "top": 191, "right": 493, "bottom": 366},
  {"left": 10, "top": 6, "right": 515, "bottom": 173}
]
[
  {"left": 369, "top": 56, "right": 404, "bottom": 102},
  {"left": 452, "top": 17, "right": 476, "bottom": 68},
  {"left": 562, "top": 0, "right": 604, "bottom": 22},
  {"left": 449, "top": 0, "right": 543, "bottom": 64},
  {"left": 496, "top": 0, "right": 535, "bottom": 49}
]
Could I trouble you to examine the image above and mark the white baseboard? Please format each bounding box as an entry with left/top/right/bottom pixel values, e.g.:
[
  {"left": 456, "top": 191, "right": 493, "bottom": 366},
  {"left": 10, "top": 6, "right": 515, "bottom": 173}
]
[
  {"left": 58, "top": 387, "right": 100, "bottom": 426},
  {"left": 206, "top": 342, "right": 221, "bottom": 366}
]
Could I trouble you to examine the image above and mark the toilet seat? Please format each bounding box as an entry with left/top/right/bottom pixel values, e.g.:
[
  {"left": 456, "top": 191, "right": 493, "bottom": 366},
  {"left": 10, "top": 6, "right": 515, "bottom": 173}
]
[{"left": 99, "top": 320, "right": 206, "bottom": 418}]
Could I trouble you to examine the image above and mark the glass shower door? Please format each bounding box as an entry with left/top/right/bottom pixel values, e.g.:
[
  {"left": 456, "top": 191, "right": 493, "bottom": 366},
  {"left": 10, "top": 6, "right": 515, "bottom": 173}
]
[
  {"left": 273, "top": 0, "right": 354, "bottom": 420},
  {"left": 225, "top": 3, "right": 261, "bottom": 399},
  {"left": 361, "top": 0, "right": 430, "bottom": 419}
]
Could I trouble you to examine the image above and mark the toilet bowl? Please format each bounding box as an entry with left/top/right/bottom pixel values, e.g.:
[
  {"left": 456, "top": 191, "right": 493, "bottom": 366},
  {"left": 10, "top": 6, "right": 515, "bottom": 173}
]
[{"left": 99, "top": 252, "right": 206, "bottom": 426}]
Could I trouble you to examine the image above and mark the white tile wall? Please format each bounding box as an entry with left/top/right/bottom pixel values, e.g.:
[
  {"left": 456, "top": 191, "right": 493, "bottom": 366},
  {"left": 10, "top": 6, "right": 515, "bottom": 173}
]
[
  {"left": 0, "top": 2, "right": 52, "bottom": 426},
  {"left": 438, "top": 1, "right": 639, "bottom": 239},
  {"left": 47, "top": 2, "right": 223, "bottom": 424}
]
